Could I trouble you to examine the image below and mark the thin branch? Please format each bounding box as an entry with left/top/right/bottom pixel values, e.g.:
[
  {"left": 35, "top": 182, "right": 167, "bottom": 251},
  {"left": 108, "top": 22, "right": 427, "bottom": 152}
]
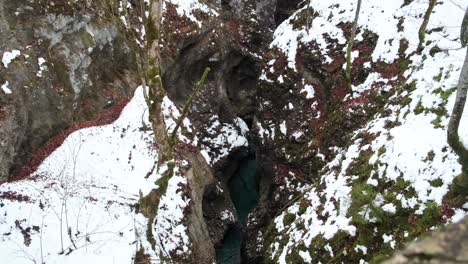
[{"left": 170, "top": 67, "right": 211, "bottom": 144}]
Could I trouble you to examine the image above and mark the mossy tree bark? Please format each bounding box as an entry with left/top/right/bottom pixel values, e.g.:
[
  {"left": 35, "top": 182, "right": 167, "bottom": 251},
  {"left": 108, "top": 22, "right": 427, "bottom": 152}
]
[
  {"left": 345, "top": 0, "right": 362, "bottom": 88},
  {"left": 144, "top": 0, "right": 174, "bottom": 167},
  {"left": 170, "top": 67, "right": 210, "bottom": 144},
  {"left": 448, "top": 6, "right": 468, "bottom": 182},
  {"left": 417, "top": 0, "right": 436, "bottom": 51}
]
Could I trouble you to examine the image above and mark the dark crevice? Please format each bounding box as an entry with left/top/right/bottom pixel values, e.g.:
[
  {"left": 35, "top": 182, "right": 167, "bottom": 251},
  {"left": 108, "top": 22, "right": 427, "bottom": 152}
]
[
  {"left": 216, "top": 154, "right": 258, "bottom": 264},
  {"left": 275, "top": 0, "right": 301, "bottom": 26},
  {"left": 225, "top": 55, "right": 259, "bottom": 129}
]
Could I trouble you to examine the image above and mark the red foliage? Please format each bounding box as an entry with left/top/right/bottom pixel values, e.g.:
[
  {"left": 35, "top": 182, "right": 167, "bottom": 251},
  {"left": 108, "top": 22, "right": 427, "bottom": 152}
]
[
  {"left": 376, "top": 61, "right": 399, "bottom": 79},
  {"left": 0, "top": 106, "right": 7, "bottom": 121},
  {"left": 6, "top": 97, "right": 131, "bottom": 184},
  {"left": 341, "top": 91, "right": 371, "bottom": 109},
  {"left": 324, "top": 56, "right": 346, "bottom": 73},
  {"left": 0, "top": 191, "right": 31, "bottom": 202},
  {"left": 441, "top": 203, "right": 455, "bottom": 223},
  {"left": 332, "top": 85, "right": 350, "bottom": 100}
]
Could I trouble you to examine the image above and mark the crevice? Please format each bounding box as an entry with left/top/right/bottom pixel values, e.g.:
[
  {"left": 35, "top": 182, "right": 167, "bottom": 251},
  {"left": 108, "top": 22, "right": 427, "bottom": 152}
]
[
  {"left": 225, "top": 54, "right": 259, "bottom": 129},
  {"left": 275, "top": 0, "right": 301, "bottom": 26},
  {"left": 215, "top": 153, "right": 259, "bottom": 264}
]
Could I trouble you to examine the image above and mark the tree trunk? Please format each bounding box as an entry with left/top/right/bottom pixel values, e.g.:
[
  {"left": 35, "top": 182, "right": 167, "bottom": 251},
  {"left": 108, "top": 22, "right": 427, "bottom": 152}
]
[
  {"left": 345, "top": 0, "right": 362, "bottom": 87},
  {"left": 146, "top": 0, "right": 174, "bottom": 165},
  {"left": 418, "top": 0, "right": 436, "bottom": 51},
  {"left": 448, "top": 47, "right": 468, "bottom": 168},
  {"left": 448, "top": 6, "right": 468, "bottom": 170}
]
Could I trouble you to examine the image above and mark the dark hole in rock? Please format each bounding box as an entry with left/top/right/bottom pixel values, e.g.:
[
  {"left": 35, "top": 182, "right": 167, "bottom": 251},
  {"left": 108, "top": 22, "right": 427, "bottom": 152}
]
[
  {"left": 216, "top": 156, "right": 258, "bottom": 264},
  {"left": 275, "top": 0, "right": 302, "bottom": 26},
  {"left": 226, "top": 57, "right": 258, "bottom": 128}
]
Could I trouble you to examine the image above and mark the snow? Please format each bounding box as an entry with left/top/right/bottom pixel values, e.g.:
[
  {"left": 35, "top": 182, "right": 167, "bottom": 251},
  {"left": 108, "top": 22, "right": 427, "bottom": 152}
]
[
  {"left": 1, "top": 81, "right": 11, "bottom": 94},
  {"left": 268, "top": 0, "right": 468, "bottom": 262},
  {"left": 37, "top": 57, "right": 47, "bottom": 77},
  {"left": 355, "top": 245, "right": 368, "bottom": 255},
  {"left": 0, "top": 87, "right": 160, "bottom": 263},
  {"left": 451, "top": 208, "right": 467, "bottom": 224},
  {"left": 164, "top": 0, "right": 218, "bottom": 27},
  {"left": 300, "top": 84, "right": 315, "bottom": 99},
  {"left": 382, "top": 234, "right": 396, "bottom": 249},
  {"left": 382, "top": 203, "right": 397, "bottom": 214},
  {"left": 200, "top": 116, "right": 249, "bottom": 165},
  {"left": 154, "top": 170, "right": 191, "bottom": 257},
  {"left": 2, "top": 50, "right": 21, "bottom": 68},
  {"left": 298, "top": 250, "right": 312, "bottom": 263},
  {"left": 270, "top": 0, "right": 462, "bottom": 70}
]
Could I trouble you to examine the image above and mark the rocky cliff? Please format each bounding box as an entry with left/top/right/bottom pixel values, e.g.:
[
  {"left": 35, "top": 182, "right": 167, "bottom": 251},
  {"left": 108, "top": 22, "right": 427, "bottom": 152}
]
[
  {"left": 0, "top": 0, "right": 138, "bottom": 182},
  {"left": 0, "top": 0, "right": 467, "bottom": 263}
]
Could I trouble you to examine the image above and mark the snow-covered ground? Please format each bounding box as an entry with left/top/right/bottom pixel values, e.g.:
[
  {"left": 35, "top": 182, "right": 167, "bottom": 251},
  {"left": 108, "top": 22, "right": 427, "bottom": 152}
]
[
  {"left": 0, "top": 87, "right": 159, "bottom": 264},
  {"left": 267, "top": 0, "right": 468, "bottom": 263}
]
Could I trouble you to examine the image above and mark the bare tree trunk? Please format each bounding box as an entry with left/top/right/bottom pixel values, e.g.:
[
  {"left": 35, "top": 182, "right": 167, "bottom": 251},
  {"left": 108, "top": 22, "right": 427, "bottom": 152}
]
[
  {"left": 448, "top": 7, "right": 468, "bottom": 171},
  {"left": 345, "top": 0, "right": 362, "bottom": 88}
]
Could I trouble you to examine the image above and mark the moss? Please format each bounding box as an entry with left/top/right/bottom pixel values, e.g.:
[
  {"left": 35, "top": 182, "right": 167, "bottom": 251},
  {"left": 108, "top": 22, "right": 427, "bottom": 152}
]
[
  {"left": 414, "top": 100, "right": 425, "bottom": 115},
  {"left": 283, "top": 213, "right": 296, "bottom": 226},
  {"left": 347, "top": 151, "right": 374, "bottom": 177},
  {"left": 397, "top": 17, "right": 405, "bottom": 32},
  {"left": 377, "top": 146, "right": 386, "bottom": 157},
  {"left": 448, "top": 172, "right": 468, "bottom": 198},
  {"left": 397, "top": 58, "right": 411, "bottom": 73},
  {"left": 418, "top": 202, "right": 443, "bottom": 231},
  {"left": 286, "top": 244, "right": 308, "bottom": 263},
  {"left": 298, "top": 201, "right": 308, "bottom": 216},
  {"left": 431, "top": 116, "right": 443, "bottom": 128},
  {"left": 80, "top": 29, "right": 95, "bottom": 49},
  {"left": 429, "top": 46, "right": 442, "bottom": 57},
  {"left": 146, "top": 6, "right": 159, "bottom": 47},
  {"left": 433, "top": 87, "right": 456, "bottom": 101},
  {"left": 433, "top": 71, "right": 443, "bottom": 82},
  {"left": 430, "top": 179, "right": 443, "bottom": 188}
]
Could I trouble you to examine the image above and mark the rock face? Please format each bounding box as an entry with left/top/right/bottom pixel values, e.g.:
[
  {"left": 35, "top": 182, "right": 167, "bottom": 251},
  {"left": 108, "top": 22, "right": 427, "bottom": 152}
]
[
  {"left": 1, "top": 0, "right": 468, "bottom": 263},
  {"left": 385, "top": 216, "right": 468, "bottom": 264},
  {"left": 0, "top": 0, "right": 137, "bottom": 182}
]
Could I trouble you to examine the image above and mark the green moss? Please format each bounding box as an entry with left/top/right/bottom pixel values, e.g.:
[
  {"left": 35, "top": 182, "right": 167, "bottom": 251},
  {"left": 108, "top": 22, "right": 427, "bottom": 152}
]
[
  {"left": 298, "top": 201, "right": 308, "bottom": 216},
  {"left": 146, "top": 5, "right": 159, "bottom": 47},
  {"left": 431, "top": 116, "right": 443, "bottom": 128},
  {"left": 80, "top": 29, "right": 95, "bottom": 49},
  {"left": 414, "top": 100, "right": 425, "bottom": 115},
  {"left": 286, "top": 244, "right": 308, "bottom": 263},
  {"left": 283, "top": 213, "right": 296, "bottom": 226},
  {"left": 433, "top": 71, "right": 443, "bottom": 82},
  {"left": 433, "top": 87, "right": 457, "bottom": 101},
  {"left": 430, "top": 179, "right": 443, "bottom": 187},
  {"left": 429, "top": 46, "right": 442, "bottom": 57},
  {"left": 397, "top": 58, "right": 411, "bottom": 73},
  {"left": 377, "top": 146, "right": 386, "bottom": 157},
  {"left": 418, "top": 202, "right": 442, "bottom": 230}
]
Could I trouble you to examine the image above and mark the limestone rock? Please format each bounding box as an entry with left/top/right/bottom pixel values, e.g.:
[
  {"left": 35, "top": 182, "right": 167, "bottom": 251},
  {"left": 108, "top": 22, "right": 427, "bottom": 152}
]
[{"left": 385, "top": 217, "right": 468, "bottom": 264}]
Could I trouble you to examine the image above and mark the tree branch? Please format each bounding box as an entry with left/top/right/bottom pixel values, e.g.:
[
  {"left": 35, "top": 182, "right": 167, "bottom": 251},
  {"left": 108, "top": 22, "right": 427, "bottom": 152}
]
[
  {"left": 345, "top": 0, "right": 362, "bottom": 88},
  {"left": 170, "top": 67, "right": 211, "bottom": 144}
]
